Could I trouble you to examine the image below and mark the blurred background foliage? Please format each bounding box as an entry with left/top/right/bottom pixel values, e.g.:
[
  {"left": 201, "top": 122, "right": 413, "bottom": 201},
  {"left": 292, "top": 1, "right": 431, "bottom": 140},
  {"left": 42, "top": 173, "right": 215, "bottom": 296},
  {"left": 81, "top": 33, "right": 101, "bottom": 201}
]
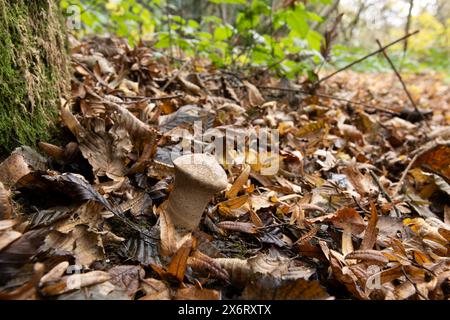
[{"left": 60, "top": 0, "right": 450, "bottom": 77}]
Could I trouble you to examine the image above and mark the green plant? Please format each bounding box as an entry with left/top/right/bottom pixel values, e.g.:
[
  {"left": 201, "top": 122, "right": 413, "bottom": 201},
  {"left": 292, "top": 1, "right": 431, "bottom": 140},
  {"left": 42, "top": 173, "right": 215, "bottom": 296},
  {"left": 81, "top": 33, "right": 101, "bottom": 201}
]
[{"left": 61, "top": 0, "right": 332, "bottom": 79}]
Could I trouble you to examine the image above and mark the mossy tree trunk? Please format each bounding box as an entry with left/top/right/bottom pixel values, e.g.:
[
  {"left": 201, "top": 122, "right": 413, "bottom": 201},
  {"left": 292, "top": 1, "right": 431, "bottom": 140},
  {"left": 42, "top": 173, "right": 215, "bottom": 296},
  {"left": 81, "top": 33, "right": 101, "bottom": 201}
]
[{"left": 0, "top": 0, "right": 69, "bottom": 155}]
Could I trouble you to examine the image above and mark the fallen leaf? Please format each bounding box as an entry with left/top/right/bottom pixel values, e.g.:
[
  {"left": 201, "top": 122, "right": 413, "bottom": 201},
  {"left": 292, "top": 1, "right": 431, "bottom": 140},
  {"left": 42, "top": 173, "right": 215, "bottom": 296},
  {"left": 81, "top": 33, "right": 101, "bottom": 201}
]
[
  {"left": 174, "top": 286, "right": 221, "bottom": 300},
  {"left": 167, "top": 238, "right": 193, "bottom": 282},
  {"left": 108, "top": 265, "right": 145, "bottom": 297},
  {"left": 241, "top": 275, "right": 331, "bottom": 300}
]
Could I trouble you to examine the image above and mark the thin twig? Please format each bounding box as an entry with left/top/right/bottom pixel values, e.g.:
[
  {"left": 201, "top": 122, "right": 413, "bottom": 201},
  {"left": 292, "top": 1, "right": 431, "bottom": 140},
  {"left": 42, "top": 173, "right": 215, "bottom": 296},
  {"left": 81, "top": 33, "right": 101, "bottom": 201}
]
[
  {"left": 375, "top": 39, "right": 430, "bottom": 129},
  {"left": 369, "top": 170, "right": 401, "bottom": 217},
  {"left": 117, "top": 94, "right": 184, "bottom": 104},
  {"left": 161, "top": 59, "right": 191, "bottom": 91},
  {"left": 257, "top": 85, "right": 398, "bottom": 115},
  {"left": 402, "top": 267, "right": 429, "bottom": 300},
  {"left": 392, "top": 153, "right": 419, "bottom": 197},
  {"left": 316, "top": 30, "right": 419, "bottom": 85}
]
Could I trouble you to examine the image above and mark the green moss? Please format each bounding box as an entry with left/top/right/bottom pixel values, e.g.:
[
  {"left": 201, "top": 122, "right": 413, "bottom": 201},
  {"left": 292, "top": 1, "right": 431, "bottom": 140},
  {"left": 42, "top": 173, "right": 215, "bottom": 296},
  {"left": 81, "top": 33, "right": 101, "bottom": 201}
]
[{"left": 0, "top": 0, "right": 69, "bottom": 155}]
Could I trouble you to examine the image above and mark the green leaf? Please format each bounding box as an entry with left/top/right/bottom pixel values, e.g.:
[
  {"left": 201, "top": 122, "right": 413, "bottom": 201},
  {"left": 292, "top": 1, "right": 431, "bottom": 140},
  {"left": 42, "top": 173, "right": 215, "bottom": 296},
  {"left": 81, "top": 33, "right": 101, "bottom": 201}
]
[
  {"left": 214, "top": 25, "right": 233, "bottom": 41},
  {"left": 286, "top": 5, "right": 309, "bottom": 38},
  {"left": 209, "top": 0, "right": 246, "bottom": 4},
  {"left": 307, "top": 30, "right": 323, "bottom": 51}
]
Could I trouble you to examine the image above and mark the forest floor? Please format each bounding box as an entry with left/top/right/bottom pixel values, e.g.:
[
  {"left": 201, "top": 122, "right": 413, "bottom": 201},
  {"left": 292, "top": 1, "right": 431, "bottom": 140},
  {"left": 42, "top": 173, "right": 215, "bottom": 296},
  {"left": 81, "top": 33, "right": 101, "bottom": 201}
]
[{"left": 0, "top": 36, "right": 449, "bottom": 300}]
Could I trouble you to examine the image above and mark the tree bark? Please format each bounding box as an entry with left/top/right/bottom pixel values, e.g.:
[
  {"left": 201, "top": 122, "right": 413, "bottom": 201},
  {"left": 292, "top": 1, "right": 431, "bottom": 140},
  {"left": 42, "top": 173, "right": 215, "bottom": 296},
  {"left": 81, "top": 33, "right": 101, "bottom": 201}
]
[{"left": 0, "top": 0, "right": 69, "bottom": 156}]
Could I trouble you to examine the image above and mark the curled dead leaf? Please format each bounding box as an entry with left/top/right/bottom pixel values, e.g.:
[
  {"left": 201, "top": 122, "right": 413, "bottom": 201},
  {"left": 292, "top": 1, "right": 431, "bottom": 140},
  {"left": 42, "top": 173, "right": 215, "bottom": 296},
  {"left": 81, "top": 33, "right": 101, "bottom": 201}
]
[
  {"left": 216, "top": 221, "right": 257, "bottom": 234},
  {"left": 345, "top": 250, "right": 389, "bottom": 264}
]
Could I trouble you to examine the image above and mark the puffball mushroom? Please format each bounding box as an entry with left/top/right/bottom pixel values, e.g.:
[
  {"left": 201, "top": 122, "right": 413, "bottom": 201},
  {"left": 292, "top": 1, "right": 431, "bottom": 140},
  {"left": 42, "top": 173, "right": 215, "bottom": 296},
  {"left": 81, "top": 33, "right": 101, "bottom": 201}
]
[{"left": 165, "top": 153, "right": 228, "bottom": 231}]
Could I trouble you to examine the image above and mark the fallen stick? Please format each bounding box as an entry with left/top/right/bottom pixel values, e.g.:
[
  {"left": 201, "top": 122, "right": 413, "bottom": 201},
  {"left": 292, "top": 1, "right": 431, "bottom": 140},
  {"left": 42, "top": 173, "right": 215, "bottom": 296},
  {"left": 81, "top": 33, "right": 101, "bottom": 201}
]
[
  {"left": 161, "top": 58, "right": 191, "bottom": 91},
  {"left": 257, "top": 85, "right": 398, "bottom": 115},
  {"left": 369, "top": 170, "right": 401, "bottom": 217},
  {"left": 391, "top": 153, "right": 419, "bottom": 198},
  {"left": 316, "top": 30, "right": 419, "bottom": 85},
  {"left": 375, "top": 39, "right": 430, "bottom": 129}
]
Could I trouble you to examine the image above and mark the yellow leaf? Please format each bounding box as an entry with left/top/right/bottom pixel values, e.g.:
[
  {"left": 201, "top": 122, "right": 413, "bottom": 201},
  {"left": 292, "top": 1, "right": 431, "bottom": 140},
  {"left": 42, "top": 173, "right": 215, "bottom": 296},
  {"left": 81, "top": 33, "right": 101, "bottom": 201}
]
[{"left": 226, "top": 165, "right": 250, "bottom": 199}]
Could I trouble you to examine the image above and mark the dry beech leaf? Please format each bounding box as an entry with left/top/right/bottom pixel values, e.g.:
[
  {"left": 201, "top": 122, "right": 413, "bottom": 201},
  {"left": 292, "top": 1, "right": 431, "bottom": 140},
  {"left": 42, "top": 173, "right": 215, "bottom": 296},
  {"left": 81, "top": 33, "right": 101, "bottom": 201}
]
[
  {"left": 215, "top": 252, "right": 315, "bottom": 287},
  {"left": 40, "top": 261, "right": 70, "bottom": 285},
  {"left": 41, "top": 271, "right": 111, "bottom": 296},
  {"left": 0, "top": 147, "right": 47, "bottom": 188},
  {"left": 174, "top": 286, "right": 221, "bottom": 300},
  {"left": 404, "top": 218, "right": 447, "bottom": 246},
  {"left": 415, "top": 144, "right": 450, "bottom": 182},
  {"left": 294, "top": 226, "right": 319, "bottom": 245},
  {"left": 213, "top": 258, "right": 252, "bottom": 286},
  {"left": 360, "top": 202, "right": 379, "bottom": 250},
  {"left": 241, "top": 275, "right": 330, "bottom": 300},
  {"left": 0, "top": 230, "right": 22, "bottom": 251},
  {"left": 438, "top": 228, "right": 450, "bottom": 241},
  {"left": 328, "top": 250, "right": 367, "bottom": 299},
  {"left": 140, "top": 278, "right": 171, "bottom": 300},
  {"left": 187, "top": 250, "right": 229, "bottom": 282},
  {"left": 218, "top": 194, "right": 250, "bottom": 217},
  {"left": 331, "top": 207, "right": 366, "bottom": 235},
  {"left": 216, "top": 221, "right": 257, "bottom": 234},
  {"left": 343, "top": 163, "right": 377, "bottom": 197},
  {"left": 40, "top": 225, "right": 105, "bottom": 267},
  {"left": 243, "top": 81, "right": 265, "bottom": 107},
  {"left": 0, "top": 263, "right": 45, "bottom": 300},
  {"left": 338, "top": 123, "right": 364, "bottom": 145},
  {"left": 167, "top": 238, "right": 193, "bottom": 282},
  {"left": 0, "top": 182, "right": 12, "bottom": 219},
  {"left": 38, "top": 142, "right": 65, "bottom": 161},
  {"left": 219, "top": 194, "right": 249, "bottom": 210},
  {"left": 0, "top": 228, "right": 48, "bottom": 286},
  {"left": 344, "top": 250, "right": 389, "bottom": 264},
  {"left": 176, "top": 75, "right": 202, "bottom": 96},
  {"left": 108, "top": 265, "right": 145, "bottom": 297},
  {"left": 0, "top": 220, "right": 17, "bottom": 231},
  {"left": 226, "top": 165, "right": 251, "bottom": 199}
]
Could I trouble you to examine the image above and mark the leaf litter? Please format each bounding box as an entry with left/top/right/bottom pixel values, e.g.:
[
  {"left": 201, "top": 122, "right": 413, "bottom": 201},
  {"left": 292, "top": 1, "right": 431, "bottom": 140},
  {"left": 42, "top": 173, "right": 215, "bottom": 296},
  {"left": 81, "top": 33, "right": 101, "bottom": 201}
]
[{"left": 0, "top": 36, "right": 449, "bottom": 300}]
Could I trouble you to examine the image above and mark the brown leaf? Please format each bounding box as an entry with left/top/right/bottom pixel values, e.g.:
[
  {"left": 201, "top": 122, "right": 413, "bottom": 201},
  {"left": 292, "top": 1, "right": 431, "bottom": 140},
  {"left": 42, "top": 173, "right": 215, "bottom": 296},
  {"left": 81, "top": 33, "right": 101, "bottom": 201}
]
[
  {"left": 241, "top": 276, "right": 330, "bottom": 300},
  {"left": 226, "top": 165, "right": 250, "bottom": 199},
  {"left": 216, "top": 221, "right": 257, "bottom": 234},
  {"left": 214, "top": 258, "right": 252, "bottom": 286},
  {"left": 0, "top": 263, "right": 45, "bottom": 300},
  {"left": 345, "top": 250, "right": 389, "bottom": 264},
  {"left": 187, "top": 250, "right": 230, "bottom": 282},
  {"left": 243, "top": 81, "right": 265, "bottom": 107},
  {"left": 360, "top": 202, "right": 379, "bottom": 250},
  {"left": 219, "top": 194, "right": 249, "bottom": 210},
  {"left": 174, "top": 286, "right": 221, "bottom": 300},
  {"left": 415, "top": 144, "right": 450, "bottom": 183},
  {"left": 41, "top": 271, "right": 111, "bottom": 296},
  {"left": 0, "top": 230, "right": 22, "bottom": 251},
  {"left": 294, "top": 226, "right": 320, "bottom": 245},
  {"left": 176, "top": 75, "right": 203, "bottom": 96},
  {"left": 331, "top": 207, "right": 366, "bottom": 235},
  {"left": 40, "top": 261, "right": 70, "bottom": 285},
  {"left": 108, "top": 265, "right": 145, "bottom": 297},
  {"left": 167, "top": 238, "right": 193, "bottom": 282},
  {"left": 343, "top": 163, "right": 377, "bottom": 197},
  {"left": 0, "top": 147, "right": 47, "bottom": 188},
  {"left": 40, "top": 225, "right": 105, "bottom": 267},
  {"left": 38, "top": 142, "right": 65, "bottom": 161},
  {"left": 140, "top": 278, "right": 171, "bottom": 300},
  {"left": 0, "top": 182, "right": 12, "bottom": 219},
  {"left": 0, "top": 228, "right": 48, "bottom": 286}
]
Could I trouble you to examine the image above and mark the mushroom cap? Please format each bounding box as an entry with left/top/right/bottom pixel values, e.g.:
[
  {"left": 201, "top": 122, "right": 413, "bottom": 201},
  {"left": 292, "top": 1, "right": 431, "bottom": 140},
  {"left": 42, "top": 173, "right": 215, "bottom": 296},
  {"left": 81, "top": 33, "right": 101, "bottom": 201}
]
[{"left": 173, "top": 153, "right": 228, "bottom": 192}]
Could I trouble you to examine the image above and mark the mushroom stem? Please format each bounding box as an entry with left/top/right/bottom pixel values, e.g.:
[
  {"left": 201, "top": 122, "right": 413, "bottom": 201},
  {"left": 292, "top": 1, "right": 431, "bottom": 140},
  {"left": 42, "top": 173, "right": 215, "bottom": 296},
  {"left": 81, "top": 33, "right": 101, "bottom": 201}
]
[{"left": 165, "top": 154, "right": 228, "bottom": 231}]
